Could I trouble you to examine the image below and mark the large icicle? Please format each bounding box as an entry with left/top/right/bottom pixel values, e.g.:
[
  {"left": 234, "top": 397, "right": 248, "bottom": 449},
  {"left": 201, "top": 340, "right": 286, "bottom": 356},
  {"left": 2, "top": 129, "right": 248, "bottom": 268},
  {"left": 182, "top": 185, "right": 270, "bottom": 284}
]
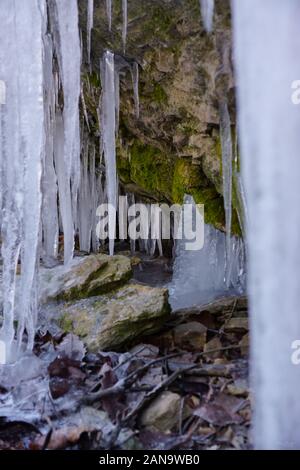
[
  {"left": 100, "top": 51, "right": 117, "bottom": 255},
  {"left": 233, "top": 0, "right": 300, "bottom": 449},
  {"left": 87, "top": 0, "right": 94, "bottom": 67},
  {"left": 122, "top": 0, "right": 128, "bottom": 52},
  {"left": 53, "top": 0, "right": 81, "bottom": 264},
  {"left": 0, "top": 0, "right": 46, "bottom": 358},
  {"left": 219, "top": 101, "right": 233, "bottom": 287},
  {"left": 200, "top": 0, "right": 214, "bottom": 33}
]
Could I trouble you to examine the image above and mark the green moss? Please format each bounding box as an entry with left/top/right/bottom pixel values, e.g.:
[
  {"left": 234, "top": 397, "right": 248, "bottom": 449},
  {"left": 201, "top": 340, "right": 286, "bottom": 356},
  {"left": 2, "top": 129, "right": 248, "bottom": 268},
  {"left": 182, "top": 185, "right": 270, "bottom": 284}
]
[
  {"left": 152, "top": 83, "right": 168, "bottom": 105},
  {"left": 59, "top": 314, "right": 73, "bottom": 333},
  {"left": 120, "top": 141, "right": 174, "bottom": 201},
  {"left": 172, "top": 158, "right": 226, "bottom": 229}
]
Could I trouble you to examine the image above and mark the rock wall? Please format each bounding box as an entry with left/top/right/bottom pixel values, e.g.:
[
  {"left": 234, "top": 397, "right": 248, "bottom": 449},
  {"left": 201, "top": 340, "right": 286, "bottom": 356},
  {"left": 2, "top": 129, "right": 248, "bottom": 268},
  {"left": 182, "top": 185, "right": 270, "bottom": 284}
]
[{"left": 79, "top": 0, "right": 240, "bottom": 234}]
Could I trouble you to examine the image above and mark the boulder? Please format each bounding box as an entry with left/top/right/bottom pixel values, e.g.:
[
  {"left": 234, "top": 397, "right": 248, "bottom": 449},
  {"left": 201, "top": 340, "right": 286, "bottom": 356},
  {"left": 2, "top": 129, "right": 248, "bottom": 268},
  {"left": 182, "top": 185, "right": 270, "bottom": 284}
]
[
  {"left": 39, "top": 254, "right": 132, "bottom": 303},
  {"left": 58, "top": 284, "right": 170, "bottom": 351}
]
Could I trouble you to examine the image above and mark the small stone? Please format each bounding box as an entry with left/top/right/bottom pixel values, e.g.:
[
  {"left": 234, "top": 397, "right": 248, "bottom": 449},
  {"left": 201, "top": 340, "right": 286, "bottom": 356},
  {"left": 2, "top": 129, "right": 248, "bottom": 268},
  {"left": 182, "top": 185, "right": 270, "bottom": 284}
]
[
  {"left": 224, "top": 318, "right": 248, "bottom": 333},
  {"left": 140, "top": 391, "right": 183, "bottom": 432},
  {"left": 239, "top": 333, "right": 249, "bottom": 356},
  {"left": 173, "top": 322, "right": 207, "bottom": 351},
  {"left": 204, "top": 336, "right": 222, "bottom": 359}
]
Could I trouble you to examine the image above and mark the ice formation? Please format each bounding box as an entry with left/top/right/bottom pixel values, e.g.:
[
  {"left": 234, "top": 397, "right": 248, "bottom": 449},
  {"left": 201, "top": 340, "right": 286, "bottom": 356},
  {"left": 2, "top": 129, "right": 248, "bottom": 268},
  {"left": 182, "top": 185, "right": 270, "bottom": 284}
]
[
  {"left": 169, "top": 196, "right": 246, "bottom": 310},
  {"left": 122, "top": 0, "right": 128, "bottom": 52},
  {"left": 106, "top": 0, "right": 112, "bottom": 31},
  {"left": 87, "top": 0, "right": 94, "bottom": 67},
  {"left": 0, "top": 0, "right": 47, "bottom": 358},
  {"left": 219, "top": 101, "right": 233, "bottom": 286},
  {"left": 233, "top": 0, "right": 300, "bottom": 449},
  {"left": 200, "top": 0, "right": 215, "bottom": 33},
  {"left": 100, "top": 51, "right": 117, "bottom": 256}
]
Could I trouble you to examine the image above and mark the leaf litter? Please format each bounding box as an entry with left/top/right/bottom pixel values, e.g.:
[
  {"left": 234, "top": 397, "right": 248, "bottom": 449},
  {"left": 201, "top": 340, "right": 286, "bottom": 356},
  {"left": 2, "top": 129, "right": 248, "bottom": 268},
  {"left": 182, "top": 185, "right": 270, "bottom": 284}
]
[{"left": 0, "top": 297, "right": 251, "bottom": 450}]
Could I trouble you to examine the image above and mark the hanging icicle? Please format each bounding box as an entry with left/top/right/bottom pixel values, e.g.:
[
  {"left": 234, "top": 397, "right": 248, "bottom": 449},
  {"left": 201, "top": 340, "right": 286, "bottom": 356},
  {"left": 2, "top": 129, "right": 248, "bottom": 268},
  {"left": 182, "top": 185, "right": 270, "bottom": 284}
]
[
  {"left": 131, "top": 62, "right": 140, "bottom": 119},
  {"left": 106, "top": 0, "right": 112, "bottom": 31},
  {"left": 122, "top": 0, "right": 128, "bottom": 53},
  {"left": 219, "top": 100, "right": 233, "bottom": 287},
  {"left": 87, "top": 0, "right": 94, "bottom": 67},
  {"left": 200, "top": 0, "right": 215, "bottom": 33},
  {"left": 51, "top": 0, "right": 81, "bottom": 264},
  {"left": 100, "top": 51, "right": 117, "bottom": 256},
  {"left": 42, "top": 33, "right": 59, "bottom": 265}
]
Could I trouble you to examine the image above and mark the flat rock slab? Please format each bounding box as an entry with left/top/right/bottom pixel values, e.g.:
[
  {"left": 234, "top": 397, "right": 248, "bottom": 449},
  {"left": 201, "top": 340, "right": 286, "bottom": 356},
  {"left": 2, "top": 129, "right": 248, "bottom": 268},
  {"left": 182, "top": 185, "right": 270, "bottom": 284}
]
[
  {"left": 39, "top": 254, "right": 132, "bottom": 303},
  {"left": 57, "top": 284, "right": 171, "bottom": 351}
]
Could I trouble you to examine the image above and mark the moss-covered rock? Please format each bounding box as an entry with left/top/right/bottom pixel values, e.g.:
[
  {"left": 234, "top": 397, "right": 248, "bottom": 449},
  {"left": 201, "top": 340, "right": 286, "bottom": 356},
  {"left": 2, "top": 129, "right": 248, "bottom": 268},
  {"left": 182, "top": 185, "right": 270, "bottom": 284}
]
[
  {"left": 39, "top": 254, "right": 132, "bottom": 303},
  {"left": 57, "top": 284, "right": 171, "bottom": 351}
]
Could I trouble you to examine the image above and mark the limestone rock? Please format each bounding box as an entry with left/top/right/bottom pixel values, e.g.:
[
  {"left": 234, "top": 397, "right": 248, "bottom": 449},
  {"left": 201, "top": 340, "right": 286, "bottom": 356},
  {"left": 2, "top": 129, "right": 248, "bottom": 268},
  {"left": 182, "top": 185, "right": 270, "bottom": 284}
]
[
  {"left": 58, "top": 284, "right": 170, "bottom": 351},
  {"left": 39, "top": 254, "right": 132, "bottom": 303}
]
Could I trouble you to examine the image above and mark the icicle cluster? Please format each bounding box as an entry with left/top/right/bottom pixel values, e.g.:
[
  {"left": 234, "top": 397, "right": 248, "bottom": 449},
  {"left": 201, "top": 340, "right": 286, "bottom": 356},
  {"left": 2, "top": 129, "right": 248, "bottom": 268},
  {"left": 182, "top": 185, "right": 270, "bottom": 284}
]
[
  {"left": 105, "top": 0, "right": 128, "bottom": 51},
  {"left": 0, "top": 0, "right": 47, "bottom": 360},
  {"left": 99, "top": 52, "right": 140, "bottom": 255},
  {"left": 0, "top": 0, "right": 82, "bottom": 362}
]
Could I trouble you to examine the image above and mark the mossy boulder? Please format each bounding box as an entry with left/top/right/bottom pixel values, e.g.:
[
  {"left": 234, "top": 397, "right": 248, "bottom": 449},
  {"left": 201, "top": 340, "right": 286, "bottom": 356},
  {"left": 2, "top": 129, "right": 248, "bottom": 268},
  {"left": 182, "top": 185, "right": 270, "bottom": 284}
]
[
  {"left": 39, "top": 254, "right": 132, "bottom": 303},
  {"left": 58, "top": 284, "right": 171, "bottom": 351}
]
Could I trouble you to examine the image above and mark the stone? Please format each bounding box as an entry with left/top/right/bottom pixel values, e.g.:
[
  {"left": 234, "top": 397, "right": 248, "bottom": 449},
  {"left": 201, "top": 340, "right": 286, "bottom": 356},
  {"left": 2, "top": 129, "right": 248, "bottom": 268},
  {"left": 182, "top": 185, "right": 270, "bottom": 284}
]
[
  {"left": 224, "top": 318, "right": 248, "bottom": 333},
  {"left": 57, "top": 284, "right": 170, "bottom": 351},
  {"left": 204, "top": 336, "right": 222, "bottom": 359},
  {"left": 239, "top": 333, "right": 249, "bottom": 356},
  {"left": 139, "top": 391, "right": 183, "bottom": 432},
  {"left": 39, "top": 254, "right": 132, "bottom": 303},
  {"left": 173, "top": 321, "right": 207, "bottom": 351}
]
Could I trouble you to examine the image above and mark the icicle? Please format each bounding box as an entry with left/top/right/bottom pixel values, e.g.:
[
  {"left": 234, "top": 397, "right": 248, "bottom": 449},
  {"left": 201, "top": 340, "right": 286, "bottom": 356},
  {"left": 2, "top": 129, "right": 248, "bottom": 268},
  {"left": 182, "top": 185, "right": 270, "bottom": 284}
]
[
  {"left": 100, "top": 51, "right": 117, "bottom": 255},
  {"left": 131, "top": 62, "right": 140, "bottom": 119},
  {"left": 42, "top": 33, "right": 59, "bottom": 264},
  {"left": 200, "top": 0, "right": 214, "bottom": 33},
  {"left": 81, "top": 84, "right": 91, "bottom": 132},
  {"left": 127, "top": 193, "right": 136, "bottom": 254},
  {"left": 106, "top": 0, "right": 112, "bottom": 31},
  {"left": 0, "top": 0, "right": 46, "bottom": 358},
  {"left": 54, "top": 112, "right": 74, "bottom": 265},
  {"left": 52, "top": 0, "right": 81, "bottom": 264},
  {"left": 87, "top": 0, "right": 94, "bottom": 67},
  {"left": 122, "top": 0, "right": 128, "bottom": 53},
  {"left": 78, "top": 138, "right": 92, "bottom": 252},
  {"left": 219, "top": 100, "right": 233, "bottom": 287},
  {"left": 114, "top": 69, "right": 120, "bottom": 133},
  {"left": 233, "top": 0, "right": 300, "bottom": 449}
]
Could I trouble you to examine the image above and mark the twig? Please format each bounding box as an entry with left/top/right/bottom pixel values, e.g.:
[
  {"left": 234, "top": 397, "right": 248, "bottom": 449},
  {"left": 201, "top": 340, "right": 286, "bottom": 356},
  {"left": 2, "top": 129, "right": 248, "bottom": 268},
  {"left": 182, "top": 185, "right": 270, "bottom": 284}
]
[{"left": 85, "top": 353, "right": 181, "bottom": 404}]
